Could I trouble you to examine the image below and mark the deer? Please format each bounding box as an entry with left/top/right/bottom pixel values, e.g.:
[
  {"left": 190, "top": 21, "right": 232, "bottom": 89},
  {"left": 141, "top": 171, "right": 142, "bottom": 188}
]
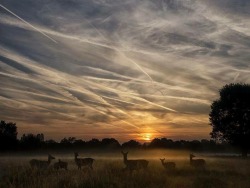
[
  {"left": 74, "top": 152, "right": 94, "bottom": 170},
  {"left": 190, "top": 154, "right": 205, "bottom": 168},
  {"left": 54, "top": 159, "right": 68, "bottom": 170},
  {"left": 160, "top": 158, "right": 176, "bottom": 170},
  {"left": 30, "top": 154, "right": 55, "bottom": 169},
  {"left": 121, "top": 151, "right": 149, "bottom": 173}
]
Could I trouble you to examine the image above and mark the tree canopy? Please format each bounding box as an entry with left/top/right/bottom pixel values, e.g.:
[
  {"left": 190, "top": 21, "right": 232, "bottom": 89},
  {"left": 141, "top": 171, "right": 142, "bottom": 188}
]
[
  {"left": 209, "top": 83, "right": 250, "bottom": 157},
  {"left": 0, "top": 120, "right": 18, "bottom": 150}
]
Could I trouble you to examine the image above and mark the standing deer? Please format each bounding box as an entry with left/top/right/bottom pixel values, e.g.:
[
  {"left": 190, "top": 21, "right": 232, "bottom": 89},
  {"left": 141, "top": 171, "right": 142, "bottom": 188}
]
[
  {"left": 54, "top": 159, "right": 68, "bottom": 170},
  {"left": 190, "top": 154, "right": 205, "bottom": 168},
  {"left": 121, "top": 151, "right": 149, "bottom": 173},
  {"left": 30, "top": 154, "right": 55, "bottom": 169},
  {"left": 160, "top": 158, "right": 176, "bottom": 170},
  {"left": 74, "top": 152, "right": 94, "bottom": 170}
]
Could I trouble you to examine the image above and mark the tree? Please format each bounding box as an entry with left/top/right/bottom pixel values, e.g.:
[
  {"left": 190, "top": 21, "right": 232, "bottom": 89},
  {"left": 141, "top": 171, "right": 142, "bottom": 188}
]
[
  {"left": 209, "top": 83, "right": 250, "bottom": 157},
  {"left": 0, "top": 120, "right": 18, "bottom": 150},
  {"left": 148, "top": 138, "right": 172, "bottom": 148},
  {"left": 60, "top": 137, "right": 76, "bottom": 145},
  {"left": 20, "top": 133, "right": 44, "bottom": 150},
  {"left": 122, "top": 140, "right": 141, "bottom": 149},
  {"left": 86, "top": 138, "right": 101, "bottom": 148},
  {"left": 101, "top": 138, "right": 120, "bottom": 149}
]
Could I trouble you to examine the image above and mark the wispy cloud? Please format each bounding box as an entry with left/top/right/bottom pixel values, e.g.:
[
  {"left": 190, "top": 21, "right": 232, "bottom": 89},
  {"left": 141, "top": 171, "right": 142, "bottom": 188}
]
[
  {"left": 0, "top": 0, "right": 249, "bottom": 141},
  {"left": 0, "top": 4, "right": 57, "bottom": 43}
]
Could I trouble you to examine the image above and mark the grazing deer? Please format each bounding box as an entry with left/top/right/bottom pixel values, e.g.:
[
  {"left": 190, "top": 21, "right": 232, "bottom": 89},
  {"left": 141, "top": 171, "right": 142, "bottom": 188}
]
[
  {"left": 74, "top": 152, "right": 94, "bottom": 170},
  {"left": 190, "top": 154, "right": 205, "bottom": 168},
  {"left": 54, "top": 159, "right": 68, "bottom": 170},
  {"left": 30, "top": 154, "right": 55, "bottom": 169},
  {"left": 121, "top": 151, "right": 149, "bottom": 173},
  {"left": 160, "top": 158, "right": 176, "bottom": 170}
]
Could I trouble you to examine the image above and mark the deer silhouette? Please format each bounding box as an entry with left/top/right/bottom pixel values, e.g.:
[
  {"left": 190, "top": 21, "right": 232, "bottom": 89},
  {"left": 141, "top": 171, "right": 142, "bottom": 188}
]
[
  {"left": 30, "top": 154, "right": 55, "bottom": 169},
  {"left": 190, "top": 154, "right": 205, "bottom": 168},
  {"left": 54, "top": 159, "right": 68, "bottom": 170},
  {"left": 160, "top": 158, "right": 176, "bottom": 170},
  {"left": 121, "top": 151, "right": 148, "bottom": 173},
  {"left": 74, "top": 152, "right": 94, "bottom": 170}
]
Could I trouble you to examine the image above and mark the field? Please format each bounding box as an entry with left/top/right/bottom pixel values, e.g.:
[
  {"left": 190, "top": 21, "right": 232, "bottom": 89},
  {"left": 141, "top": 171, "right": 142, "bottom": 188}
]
[{"left": 0, "top": 150, "right": 249, "bottom": 188}]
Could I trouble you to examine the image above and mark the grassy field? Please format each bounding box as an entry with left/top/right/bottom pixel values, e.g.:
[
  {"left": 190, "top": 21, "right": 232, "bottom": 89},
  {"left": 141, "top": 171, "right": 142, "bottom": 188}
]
[{"left": 0, "top": 150, "right": 249, "bottom": 188}]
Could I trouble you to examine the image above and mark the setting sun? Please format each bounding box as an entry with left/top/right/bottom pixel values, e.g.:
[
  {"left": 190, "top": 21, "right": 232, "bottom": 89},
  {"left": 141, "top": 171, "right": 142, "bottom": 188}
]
[{"left": 142, "top": 133, "right": 152, "bottom": 141}]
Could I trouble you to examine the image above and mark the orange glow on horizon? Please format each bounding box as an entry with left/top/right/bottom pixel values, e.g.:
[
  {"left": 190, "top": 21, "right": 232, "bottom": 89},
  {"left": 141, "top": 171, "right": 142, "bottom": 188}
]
[{"left": 142, "top": 133, "right": 152, "bottom": 141}]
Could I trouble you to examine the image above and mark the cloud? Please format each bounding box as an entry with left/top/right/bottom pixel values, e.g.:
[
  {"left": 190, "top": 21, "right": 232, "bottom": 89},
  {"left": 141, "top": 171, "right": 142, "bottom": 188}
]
[{"left": 0, "top": 0, "right": 249, "bottom": 141}]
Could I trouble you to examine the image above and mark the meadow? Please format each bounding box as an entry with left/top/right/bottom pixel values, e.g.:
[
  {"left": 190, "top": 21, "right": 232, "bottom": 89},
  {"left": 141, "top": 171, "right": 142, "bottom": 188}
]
[{"left": 0, "top": 150, "right": 249, "bottom": 188}]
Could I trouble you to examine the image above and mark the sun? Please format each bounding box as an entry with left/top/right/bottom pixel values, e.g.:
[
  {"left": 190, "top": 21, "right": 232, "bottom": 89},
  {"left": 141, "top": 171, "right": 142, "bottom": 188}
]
[{"left": 142, "top": 133, "right": 152, "bottom": 141}]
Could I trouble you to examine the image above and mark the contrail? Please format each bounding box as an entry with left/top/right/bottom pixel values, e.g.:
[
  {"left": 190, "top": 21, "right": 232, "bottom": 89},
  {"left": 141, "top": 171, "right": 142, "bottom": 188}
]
[
  {"left": 116, "top": 46, "right": 166, "bottom": 95},
  {"left": 78, "top": 102, "right": 140, "bottom": 133},
  {"left": 57, "top": 80, "right": 142, "bottom": 130},
  {"left": 84, "top": 78, "right": 177, "bottom": 112},
  {"left": 102, "top": 96, "right": 144, "bottom": 107},
  {"left": 67, "top": 81, "right": 134, "bottom": 120},
  {"left": 83, "top": 18, "right": 155, "bottom": 84},
  {"left": 99, "top": 96, "right": 133, "bottom": 118},
  {"left": 131, "top": 95, "right": 177, "bottom": 112},
  {"left": 233, "top": 72, "right": 239, "bottom": 82},
  {"left": 0, "top": 4, "right": 57, "bottom": 43},
  {"left": 1, "top": 95, "right": 77, "bottom": 119},
  {"left": 119, "top": 51, "right": 155, "bottom": 82},
  {"left": 82, "top": 100, "right": 141, "bottom": 132},
  {"left": 56, "top": 85, "right": 141, "bottom": 132}
]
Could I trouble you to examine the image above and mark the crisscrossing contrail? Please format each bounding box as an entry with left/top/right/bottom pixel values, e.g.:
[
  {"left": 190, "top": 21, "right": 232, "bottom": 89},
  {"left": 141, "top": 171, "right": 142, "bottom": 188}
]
[{"left": 0, "top": 4, "right": 57, "bottom": 43}]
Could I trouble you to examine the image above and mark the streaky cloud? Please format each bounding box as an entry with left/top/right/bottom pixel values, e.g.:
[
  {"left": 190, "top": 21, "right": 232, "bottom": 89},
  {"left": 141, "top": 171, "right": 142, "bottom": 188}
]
[{"left": 0, "top": 4, "right": 57, "bottom": 43}]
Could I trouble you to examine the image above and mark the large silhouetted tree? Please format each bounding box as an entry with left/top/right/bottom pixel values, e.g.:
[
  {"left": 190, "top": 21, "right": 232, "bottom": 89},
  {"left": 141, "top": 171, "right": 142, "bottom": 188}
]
[
  {"left": 0, "top": 120, "right": 18, "bottom": 150},
  {"left": 209, "top": 83, "right": 250, "bottom": 157}
]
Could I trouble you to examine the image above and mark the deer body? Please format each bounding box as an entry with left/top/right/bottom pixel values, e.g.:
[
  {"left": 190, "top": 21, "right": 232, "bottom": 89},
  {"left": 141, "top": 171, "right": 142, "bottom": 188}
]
[
  {"left": 74, "top": 152, "right": 94, "bottom": 170},
  {"left": 30, "top": 154, "right": 55, "bottom": 169},
  {"left": 121, "top": 151, "right": 148, "bottom": 172},
  {"left": 54, "top": 159, "right": 68, "bottom": 170},
  {"left": 160, "top": 158, "right": 176, "bottom": 170},
  {"left": 190, "top": 154, "right": 205, "bottom": 168}
]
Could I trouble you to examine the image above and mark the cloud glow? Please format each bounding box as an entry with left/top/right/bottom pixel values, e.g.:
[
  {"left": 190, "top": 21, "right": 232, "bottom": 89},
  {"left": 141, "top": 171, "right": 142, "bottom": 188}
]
[{"left": 0, "top": 0, "right": 249, "bottom": 142}]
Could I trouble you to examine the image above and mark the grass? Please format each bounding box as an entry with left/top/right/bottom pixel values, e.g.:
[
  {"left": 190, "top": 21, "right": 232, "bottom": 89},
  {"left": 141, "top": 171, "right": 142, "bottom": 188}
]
[{"left": 0, "top": 151, "right": 250, "bottom": 188}]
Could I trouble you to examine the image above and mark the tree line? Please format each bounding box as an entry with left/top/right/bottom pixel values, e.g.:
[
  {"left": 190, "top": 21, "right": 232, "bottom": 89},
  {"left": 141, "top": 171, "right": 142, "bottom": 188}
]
[{"left": 0, "top": 120, "right": 235, "bottom": 152}]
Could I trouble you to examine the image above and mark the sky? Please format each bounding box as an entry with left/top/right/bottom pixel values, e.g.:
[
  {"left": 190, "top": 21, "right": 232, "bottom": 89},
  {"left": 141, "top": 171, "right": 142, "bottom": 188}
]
[{"left": 0, "top": 0, "right": 250, "bottom": 142}]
